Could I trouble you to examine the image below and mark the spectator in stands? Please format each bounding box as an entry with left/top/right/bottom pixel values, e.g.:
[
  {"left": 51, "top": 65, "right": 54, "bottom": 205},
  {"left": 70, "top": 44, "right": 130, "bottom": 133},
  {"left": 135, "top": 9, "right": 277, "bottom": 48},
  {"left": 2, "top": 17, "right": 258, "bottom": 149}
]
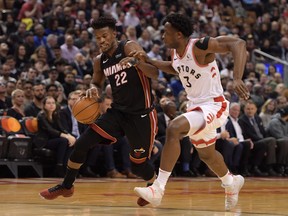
[
  {"left": 0, "top": 82, "right": 12, "bottom": 110},
  {"left": 42, "top": 66, "right": 63, "bottom": 91},
  {"left": 239, "top": 100, "right": 281, "bottom": 176},
  {"left": 124, "top": 5, "right": 140, "bottom": 28},
  {"left": 22, "top": 80, "right": 34, "bottom": 107},
  {"left": 17, "top": 0, "right": 43, "bottom": 23},
  {"left": 137, "top": 29, "right": 153, "bottom": 52},
  {"left": 45, "top": 83, "right": 58, "bottom": 101},
  {"left": 70, "top": 53, "right": 90, "bottom": 79},
  {"left": 0, "top": 43, "right": 8, "bottom": 62},
  {"left": 14, "top": 44, "right": 29, "bottom": 72},
  {"left": 33, "top": 24, "right": 47, "bottom": 48},
  {"left": 5, "top": 80, "right": 16, "bottom": 99},
  {"left": 46, "top": 34, "right": 58, "bottom": 66},
  {"left": 266, "top": 106, "right": 288, "bottom": 176},
  {"left": 5, "top": 55, "right": 19, "bottom": 80},
  {"left": 7, "top": 89, "right": 25, "bottom": 120},
  {"left": 34, "top": 96, "right": 76, "bottom": 177},
  {"left": 24, "top": 82, "right": 45, "bottom": 117},
  {"left": 276, "top": 95, "right": 288, "bottom": 109},
  {"left": 0, "top": 63, "right": 17, "bottom": 84},
  {"left": 259, "top": 99, "right": 277, "bottom": 130},
  {"left": 23, "top": 31, "right": 35, "bottom": 58},
  {"left": 225, "top": 102, "right": 254, "bottom": 176},
  {"left": 60, "top": 34, "right": 80, "bottom": 64},
  {"left": 62, "top": 71, "right": 77, "bottom": 98},
  {"left": 30, "top": 45, "right": 48, "bottom": 66}
]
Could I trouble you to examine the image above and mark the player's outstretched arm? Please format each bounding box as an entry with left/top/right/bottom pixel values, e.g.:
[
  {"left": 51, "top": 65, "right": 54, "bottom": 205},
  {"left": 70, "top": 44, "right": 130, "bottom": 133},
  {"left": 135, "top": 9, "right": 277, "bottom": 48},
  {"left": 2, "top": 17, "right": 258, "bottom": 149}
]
[
  {"left": 119, "top": 41, "right": 159, "bottom": 79},
  {"left": 130, "top": 50, "right": 177, "bottom": 75}
]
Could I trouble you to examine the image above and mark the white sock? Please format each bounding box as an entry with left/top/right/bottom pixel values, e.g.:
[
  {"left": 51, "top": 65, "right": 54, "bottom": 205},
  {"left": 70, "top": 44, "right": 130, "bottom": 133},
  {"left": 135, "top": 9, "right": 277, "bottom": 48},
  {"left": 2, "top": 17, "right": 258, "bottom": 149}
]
[
  {"left": 156, "top": 168, "right": 171, "bottom": 191},
  {"left": 219, "top": 171, "right": 233, "bottom": 186}
]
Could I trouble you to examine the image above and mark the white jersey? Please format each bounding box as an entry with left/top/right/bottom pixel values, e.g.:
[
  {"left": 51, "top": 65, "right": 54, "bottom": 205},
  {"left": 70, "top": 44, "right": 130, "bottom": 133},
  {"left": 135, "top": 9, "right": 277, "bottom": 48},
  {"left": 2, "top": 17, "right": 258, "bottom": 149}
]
[{"left": 171, "top": 38, "right": 223, "bottom": 104}]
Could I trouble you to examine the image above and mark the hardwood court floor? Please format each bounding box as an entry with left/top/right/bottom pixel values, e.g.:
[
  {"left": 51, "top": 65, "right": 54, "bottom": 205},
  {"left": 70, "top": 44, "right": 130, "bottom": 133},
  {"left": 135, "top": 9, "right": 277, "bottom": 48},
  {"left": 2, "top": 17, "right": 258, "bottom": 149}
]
[{"left": 0, "top": 177, "right": 287, "bottom": 216}]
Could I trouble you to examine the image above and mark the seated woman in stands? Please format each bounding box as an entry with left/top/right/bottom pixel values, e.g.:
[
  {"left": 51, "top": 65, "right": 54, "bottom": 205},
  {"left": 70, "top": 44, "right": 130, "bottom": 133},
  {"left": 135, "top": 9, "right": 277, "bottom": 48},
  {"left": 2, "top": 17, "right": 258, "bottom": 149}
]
[
  {"left": 34, "top": 96, "right": 76, "bottom": 177},
  {"left": 7, "top": 89, "right": 25, "bottom": 120}
]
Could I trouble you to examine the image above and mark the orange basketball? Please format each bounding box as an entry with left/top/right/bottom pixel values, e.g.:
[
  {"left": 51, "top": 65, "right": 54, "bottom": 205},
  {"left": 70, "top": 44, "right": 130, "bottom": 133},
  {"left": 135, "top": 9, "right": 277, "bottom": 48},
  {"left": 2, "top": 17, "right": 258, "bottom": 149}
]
[{"left": 72, "top": 97, "right": 101, "bottom": 124}]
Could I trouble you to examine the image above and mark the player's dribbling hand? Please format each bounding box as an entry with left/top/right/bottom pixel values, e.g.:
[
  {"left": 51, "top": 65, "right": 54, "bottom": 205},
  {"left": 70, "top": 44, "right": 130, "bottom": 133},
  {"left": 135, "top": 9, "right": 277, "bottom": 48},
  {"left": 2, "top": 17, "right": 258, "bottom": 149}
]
[
  {"left": 233, "top": 79, "right": 250, "bottom": 100},
  {"left": 85, "top": 87, "right": 100, "bottom": 99}
]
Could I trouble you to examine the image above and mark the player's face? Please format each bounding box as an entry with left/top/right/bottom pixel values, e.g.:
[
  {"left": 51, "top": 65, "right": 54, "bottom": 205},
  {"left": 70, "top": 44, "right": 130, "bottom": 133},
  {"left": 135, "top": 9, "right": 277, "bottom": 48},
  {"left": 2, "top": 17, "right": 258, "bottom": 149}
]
[
  {"left": 162, "top": 22, "right": 178, "bottom": 49},
  {"left": 94, "top": 27, "right": 117, "bottom": 54}
]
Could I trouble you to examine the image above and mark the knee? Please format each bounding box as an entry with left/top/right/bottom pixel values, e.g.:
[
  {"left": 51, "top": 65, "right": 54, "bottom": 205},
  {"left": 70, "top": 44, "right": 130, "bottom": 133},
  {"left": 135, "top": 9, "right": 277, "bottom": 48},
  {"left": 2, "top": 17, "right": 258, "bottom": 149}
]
[
  {"left": 131, "top": 161, "right": 154, "bottom": 181},
  {"left": 166, "top": 122, "right": 182, "bottom": 138},
  {"left": 266, "top": 137, "right": 277, "bottom": 148}
]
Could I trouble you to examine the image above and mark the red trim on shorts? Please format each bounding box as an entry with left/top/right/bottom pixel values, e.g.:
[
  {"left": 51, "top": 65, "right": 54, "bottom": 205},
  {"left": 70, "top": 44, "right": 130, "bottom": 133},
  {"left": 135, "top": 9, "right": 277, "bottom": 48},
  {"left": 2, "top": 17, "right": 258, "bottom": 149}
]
[
  {"left": 137, "top": 68, "right": 151, "bottom": 109},
  {"left": 191, "top": 137, "right": 217, "bottom": 146},
  {"left": 148, "top": 109, "right": 158, "bottom": 157},
  {"left": 214, "top": 96, "right": 227, "bottom": 118},
  {"left": 90, "top": 123, "right": 117, "bottom": 144}
]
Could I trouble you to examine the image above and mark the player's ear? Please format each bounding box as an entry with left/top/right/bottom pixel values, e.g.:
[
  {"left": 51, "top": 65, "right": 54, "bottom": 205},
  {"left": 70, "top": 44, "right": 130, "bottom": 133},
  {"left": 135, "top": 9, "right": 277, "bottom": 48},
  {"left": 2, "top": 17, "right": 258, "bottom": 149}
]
[
  {"left": 177, "top": 31, "right": 183, "bottom": 39},
  {"left": 113, "top": 30, "right": 117, "bottom": 38}
]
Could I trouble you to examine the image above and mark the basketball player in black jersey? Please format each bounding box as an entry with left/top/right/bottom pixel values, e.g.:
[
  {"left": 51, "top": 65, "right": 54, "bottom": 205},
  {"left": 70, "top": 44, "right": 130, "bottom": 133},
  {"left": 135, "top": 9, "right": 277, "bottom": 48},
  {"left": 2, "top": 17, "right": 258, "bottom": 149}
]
[{"left": 40, "top": 16, "right": 159, "bottom": 202}]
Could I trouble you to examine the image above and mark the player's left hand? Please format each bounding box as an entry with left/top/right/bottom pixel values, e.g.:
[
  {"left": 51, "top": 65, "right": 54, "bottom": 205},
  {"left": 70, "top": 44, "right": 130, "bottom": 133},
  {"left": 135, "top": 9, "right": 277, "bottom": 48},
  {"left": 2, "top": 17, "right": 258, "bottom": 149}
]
[
  {"left": 233, "top": 79, "right": 250, "bottom": 100},
  {"left": 119, "top": 57, "right": 139, "bottom": 68}
]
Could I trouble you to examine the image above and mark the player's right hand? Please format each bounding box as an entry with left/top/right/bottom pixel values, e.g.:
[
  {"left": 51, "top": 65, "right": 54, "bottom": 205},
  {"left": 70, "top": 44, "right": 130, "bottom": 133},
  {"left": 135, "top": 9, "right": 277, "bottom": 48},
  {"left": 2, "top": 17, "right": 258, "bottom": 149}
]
[
  {"left": 129, "top": 50, "right": 149, "bottom": 63},
  {"left": 85, "top": 87, "right": 99, "bottom": 99}
]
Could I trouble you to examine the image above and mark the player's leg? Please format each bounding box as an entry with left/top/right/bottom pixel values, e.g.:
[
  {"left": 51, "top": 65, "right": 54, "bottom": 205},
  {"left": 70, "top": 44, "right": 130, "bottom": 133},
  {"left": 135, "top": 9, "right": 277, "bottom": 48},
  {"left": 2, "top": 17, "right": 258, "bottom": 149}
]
[
  {"left": 39, "top": 126, "right": 109, "bottom": 200},
  {"left": 123, "top": 109, "right": 158, "bottom": 206},
  {"left": 196, "top": 137, "right": 244, "bottom": 210},
  {"left": 134, "top": 111, "right": 205, "bottom": 207}
]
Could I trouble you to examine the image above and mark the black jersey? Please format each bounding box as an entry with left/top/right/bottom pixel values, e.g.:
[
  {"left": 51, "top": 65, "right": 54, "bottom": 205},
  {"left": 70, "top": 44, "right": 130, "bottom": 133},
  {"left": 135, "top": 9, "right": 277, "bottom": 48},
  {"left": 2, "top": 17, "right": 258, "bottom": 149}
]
[{"left": 100, "top": 41, "right": 154, "bottom": 115}]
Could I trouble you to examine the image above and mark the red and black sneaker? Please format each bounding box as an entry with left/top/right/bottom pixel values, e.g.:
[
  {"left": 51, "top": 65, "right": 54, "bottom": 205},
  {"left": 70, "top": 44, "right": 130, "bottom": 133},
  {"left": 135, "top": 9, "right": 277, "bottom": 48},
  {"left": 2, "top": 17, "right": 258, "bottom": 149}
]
[{"left": 39, "top": 184, "right": 74, "bottom": 200}]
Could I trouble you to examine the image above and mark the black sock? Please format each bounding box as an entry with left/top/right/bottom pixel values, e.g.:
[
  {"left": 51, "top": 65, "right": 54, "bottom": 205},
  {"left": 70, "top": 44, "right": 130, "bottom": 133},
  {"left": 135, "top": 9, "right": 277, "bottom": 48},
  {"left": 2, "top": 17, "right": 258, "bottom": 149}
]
[{"left": 62, "top": 167, "right": 79, "bottom": 189}]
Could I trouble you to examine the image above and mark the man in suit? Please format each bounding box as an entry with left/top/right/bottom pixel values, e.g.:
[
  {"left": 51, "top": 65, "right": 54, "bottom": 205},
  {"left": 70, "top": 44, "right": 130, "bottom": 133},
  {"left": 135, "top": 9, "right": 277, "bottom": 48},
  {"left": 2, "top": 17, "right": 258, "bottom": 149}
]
[
  {"left": 238, "top": 100, "right": 281, "bottom": 176},
  {"left": 225, "top": 102, "right": 263, "bottom": 177}
]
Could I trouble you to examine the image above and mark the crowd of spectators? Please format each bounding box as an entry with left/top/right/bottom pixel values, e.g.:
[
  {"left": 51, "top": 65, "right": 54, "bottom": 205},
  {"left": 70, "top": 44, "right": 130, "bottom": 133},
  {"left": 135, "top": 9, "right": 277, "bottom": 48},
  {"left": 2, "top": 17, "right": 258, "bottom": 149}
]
[{"left": 0, "top": 0, "right": 288, "bottom": 177}]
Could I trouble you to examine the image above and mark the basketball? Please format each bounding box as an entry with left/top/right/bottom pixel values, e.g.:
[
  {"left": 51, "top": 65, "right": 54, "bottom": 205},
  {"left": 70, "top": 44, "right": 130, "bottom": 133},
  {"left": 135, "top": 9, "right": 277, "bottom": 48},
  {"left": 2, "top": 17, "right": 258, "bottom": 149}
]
[{"left": 72, "top": 97, "right": 101, "bottom": 124}]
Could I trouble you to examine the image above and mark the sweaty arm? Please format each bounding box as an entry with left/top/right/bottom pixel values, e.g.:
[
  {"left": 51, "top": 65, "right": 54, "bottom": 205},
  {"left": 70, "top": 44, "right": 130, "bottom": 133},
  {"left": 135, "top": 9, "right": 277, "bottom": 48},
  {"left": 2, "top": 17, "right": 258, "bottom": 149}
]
[{"left": 124, "top": 41, "right": 159, "bottom": 79}]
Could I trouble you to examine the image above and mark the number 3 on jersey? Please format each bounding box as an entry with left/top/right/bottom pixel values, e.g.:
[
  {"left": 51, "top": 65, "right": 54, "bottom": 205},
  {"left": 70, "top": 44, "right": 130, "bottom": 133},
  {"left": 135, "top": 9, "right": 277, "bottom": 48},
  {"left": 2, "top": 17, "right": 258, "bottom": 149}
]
[
  {"left": 183, "top": 76, "right": 192, "bottom": 88},
  {"left": 115, "top": 71, "right": 127, "bottom": 86}
]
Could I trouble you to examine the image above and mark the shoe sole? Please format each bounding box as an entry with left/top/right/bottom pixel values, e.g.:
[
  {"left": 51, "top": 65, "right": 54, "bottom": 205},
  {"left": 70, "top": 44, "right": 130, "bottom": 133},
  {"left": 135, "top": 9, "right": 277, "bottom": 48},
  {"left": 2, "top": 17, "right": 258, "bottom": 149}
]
[
  {"left": 134, "top": 187, "right": 161, "bottom": 207},
  {"left": 137, "top": 197, "right": 150, "bottom": 206},
  {"left": 39, "top": 192, "right": 73, "bottom": 200}
]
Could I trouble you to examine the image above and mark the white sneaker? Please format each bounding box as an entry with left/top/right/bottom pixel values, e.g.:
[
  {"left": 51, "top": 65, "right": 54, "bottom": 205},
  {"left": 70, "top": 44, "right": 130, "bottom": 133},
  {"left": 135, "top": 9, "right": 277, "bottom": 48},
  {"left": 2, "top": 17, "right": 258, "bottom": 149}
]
[
  {"left": 223, "top": 175, "right": 245, "bottom": 211},
  {"left": 134, "top": 180, "right": 164, "bottom": 207}
]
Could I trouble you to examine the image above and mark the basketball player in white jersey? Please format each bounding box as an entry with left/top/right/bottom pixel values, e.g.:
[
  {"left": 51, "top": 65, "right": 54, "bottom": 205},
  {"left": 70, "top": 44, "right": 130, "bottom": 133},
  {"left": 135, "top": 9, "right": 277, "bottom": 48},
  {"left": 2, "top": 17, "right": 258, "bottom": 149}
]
[{"left": 123, "top": 13, "right": 250, "bottom": 210}]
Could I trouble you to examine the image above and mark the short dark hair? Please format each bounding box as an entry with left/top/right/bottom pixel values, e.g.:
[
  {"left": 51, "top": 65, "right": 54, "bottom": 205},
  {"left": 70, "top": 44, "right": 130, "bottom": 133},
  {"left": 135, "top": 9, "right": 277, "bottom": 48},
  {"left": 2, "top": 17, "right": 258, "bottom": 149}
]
[
  {"left": 163, "top": 13, "right": 194, "bottom": 37},
  {"left": 90, "top": 15, "right": 117, "bottom": 31}
]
